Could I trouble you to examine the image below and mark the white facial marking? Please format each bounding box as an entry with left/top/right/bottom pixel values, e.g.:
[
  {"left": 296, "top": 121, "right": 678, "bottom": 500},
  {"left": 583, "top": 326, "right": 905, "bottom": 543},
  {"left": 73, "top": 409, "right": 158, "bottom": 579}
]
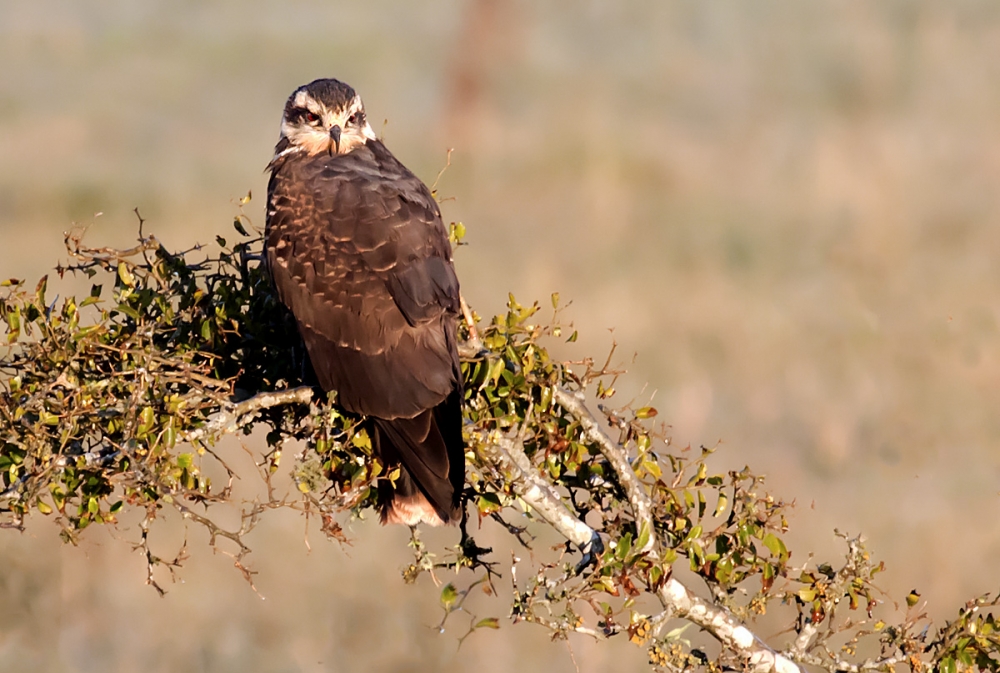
[{"left": 276, "top": 88, "right": 375, "bottom": 158}]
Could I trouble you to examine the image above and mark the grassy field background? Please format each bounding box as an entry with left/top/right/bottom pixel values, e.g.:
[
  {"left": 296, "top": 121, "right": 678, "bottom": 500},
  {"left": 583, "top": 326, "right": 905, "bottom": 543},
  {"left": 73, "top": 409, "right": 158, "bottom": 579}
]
[{"left": 2, "top": 1, "right": 1000, "bottom": 671}]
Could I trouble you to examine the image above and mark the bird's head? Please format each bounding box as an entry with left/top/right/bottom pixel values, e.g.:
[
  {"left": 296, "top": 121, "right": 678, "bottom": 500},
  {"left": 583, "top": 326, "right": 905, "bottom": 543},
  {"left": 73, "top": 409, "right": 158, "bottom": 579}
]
[{"left": 277, "top": 79, "right": 376, "bottom": 157}]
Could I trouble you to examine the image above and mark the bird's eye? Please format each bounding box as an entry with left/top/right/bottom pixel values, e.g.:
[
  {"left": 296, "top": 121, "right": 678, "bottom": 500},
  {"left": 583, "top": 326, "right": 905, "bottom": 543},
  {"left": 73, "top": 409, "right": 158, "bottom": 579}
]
[
  {"left": 348, "top": 112, "right": 365, "bottom": 126},
  {"left": 304, "top": 111, "right": 320, "bottom": 124}
]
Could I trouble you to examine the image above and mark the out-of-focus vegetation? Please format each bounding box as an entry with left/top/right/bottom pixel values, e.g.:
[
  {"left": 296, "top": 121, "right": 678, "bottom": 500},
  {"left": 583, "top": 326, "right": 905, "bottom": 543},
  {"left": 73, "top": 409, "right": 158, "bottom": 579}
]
[{"left": 1, "top": 1, "right": 999, "bottom": 671}]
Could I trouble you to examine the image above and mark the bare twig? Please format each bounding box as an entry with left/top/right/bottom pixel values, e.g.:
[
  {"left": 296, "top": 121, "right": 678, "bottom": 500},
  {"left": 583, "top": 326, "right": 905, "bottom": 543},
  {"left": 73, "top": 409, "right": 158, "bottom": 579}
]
[
  {"left": 459, "top": 295, "right": 484, "bottom": 354},
  {"left": 430, "top": 147, "right": 454, "bottom": 193}
]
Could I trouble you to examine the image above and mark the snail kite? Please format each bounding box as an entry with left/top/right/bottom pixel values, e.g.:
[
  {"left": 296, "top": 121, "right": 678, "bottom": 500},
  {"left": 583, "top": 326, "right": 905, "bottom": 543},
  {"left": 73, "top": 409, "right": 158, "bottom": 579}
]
[{"left": 265, "top": 78, "right": 464, "bottom": 526}]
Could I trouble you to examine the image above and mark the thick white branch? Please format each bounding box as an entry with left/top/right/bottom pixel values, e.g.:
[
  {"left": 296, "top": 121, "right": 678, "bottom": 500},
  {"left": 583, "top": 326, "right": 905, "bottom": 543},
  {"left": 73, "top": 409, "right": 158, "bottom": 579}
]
[
  {"left": 553, "top": 388, "right": 807, "bottom": 672},
  {"left": 788, "top": 621, "right": 819, "bottom": 659},
  {"left": 658, "top": 578, "right": 803, "bottom": 673},
  {"left": 475, "top": 432, "right": 598, "bottom": 553},
  {"left": 553, "top": 387, "right": 657, "bottom": 556}
]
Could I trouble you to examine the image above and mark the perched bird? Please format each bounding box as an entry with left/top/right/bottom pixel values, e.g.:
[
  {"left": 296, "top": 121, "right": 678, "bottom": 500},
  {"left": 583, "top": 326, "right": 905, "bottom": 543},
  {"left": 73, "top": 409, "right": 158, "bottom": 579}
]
[{"left": 265, "top": 78, "right": 464, "bottom": 526}]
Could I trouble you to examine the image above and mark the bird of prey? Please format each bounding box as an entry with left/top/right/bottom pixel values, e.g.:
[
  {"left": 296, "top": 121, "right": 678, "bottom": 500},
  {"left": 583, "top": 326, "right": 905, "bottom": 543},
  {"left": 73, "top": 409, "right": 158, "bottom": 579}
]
[{"left": 265, "top": 78, "right": 464, "bottom": 526}]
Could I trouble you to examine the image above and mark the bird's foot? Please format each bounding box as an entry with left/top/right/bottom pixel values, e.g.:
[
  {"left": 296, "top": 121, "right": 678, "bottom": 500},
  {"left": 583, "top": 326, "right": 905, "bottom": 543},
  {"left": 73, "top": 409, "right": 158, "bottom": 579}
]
[{"left": 574, "top": 531, "right": 605, "bottom": 575}]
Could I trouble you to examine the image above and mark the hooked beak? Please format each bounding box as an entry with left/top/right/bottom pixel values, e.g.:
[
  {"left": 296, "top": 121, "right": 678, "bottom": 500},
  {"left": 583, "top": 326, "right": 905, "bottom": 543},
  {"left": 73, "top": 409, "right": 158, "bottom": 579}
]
[{"left": 329, "top": 125, "right": 341, "bottom": 155}]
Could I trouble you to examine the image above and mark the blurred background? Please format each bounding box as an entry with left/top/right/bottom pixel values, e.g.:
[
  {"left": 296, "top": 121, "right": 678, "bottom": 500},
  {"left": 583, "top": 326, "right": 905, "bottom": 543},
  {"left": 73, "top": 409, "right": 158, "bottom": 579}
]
[{"left": 2, "top": 1, "right": 1000, "bottom": 671}]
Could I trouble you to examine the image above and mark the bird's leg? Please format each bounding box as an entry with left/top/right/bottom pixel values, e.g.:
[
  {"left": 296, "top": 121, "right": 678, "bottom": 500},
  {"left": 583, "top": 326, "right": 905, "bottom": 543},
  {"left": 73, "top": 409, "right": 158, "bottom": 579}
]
[
  {"left": 573, "top": 531, "right": 604, "bottom": 575},
  {"left": 458, "top": 493, "right": 496, "bottom": 573}
]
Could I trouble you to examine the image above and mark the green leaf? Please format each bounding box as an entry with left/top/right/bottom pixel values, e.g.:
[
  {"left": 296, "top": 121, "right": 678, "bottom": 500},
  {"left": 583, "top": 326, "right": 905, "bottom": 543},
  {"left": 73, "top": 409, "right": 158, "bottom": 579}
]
[
  {"left": 593, "top": 576, "right": 618, "bottom": 595},
  {"left": 762, "top": 562, "right": 774, "bottom": 583},
  {"left": 474, "top": 617, "right": 500, "bottom": 630},
  {"left": 762, "top": 533, "right": 787, "bottom": 560},
  {"left": 440, "top": 583, "right": 458, "bottom": 609},
  {"left": 489, "top": 358, "right": 505, "bottom": 385},
  {"left": 351, "top": 429, "right": 372, "bottom": 451},
  {"left": 477, "top": 493, "right": 502, "bottom": 515},
  {"left": 714, "top": 493, "right": 728, "bottom": 517},
  {"left": 539, "top": 386, "right": 553, "bottom": 410},
  {"left": 640, "top": 457, "right": 661, "bottom": 479},
  {"left": 116, "top": 304, "right": 140, "bottom": 320},
  {"left": 688, "top": 540, "right": 704, "bottom": 569},
  {"left": 616, "top": 532, "right": 633, "bottom": 560},
  {"left": 634, "top": 522, "right": 651, "bottom": 554},
  {"left": 35, "top": 275, "right": 48, "bottom": 306},
  {"left": 448, "top": 221, "right": 466, "bottom": 244},
  {"left": 714, "top": 557, "right": 734, "bottom": 584},
  {"left": 7, "top": 305, "right": 20, "bottom": 341},
  {"left": 138, "top": 406, "right": 155, "bottom": 435},
  {"left": 117, "top": 262, "right": 135, "bottom": 288}
]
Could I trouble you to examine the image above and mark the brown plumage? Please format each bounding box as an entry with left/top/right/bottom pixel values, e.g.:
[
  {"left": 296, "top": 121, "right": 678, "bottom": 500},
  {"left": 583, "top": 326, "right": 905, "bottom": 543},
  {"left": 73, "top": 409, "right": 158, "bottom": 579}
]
[{"left": 265, "top": 79, "right": 464, "bottom": 526}]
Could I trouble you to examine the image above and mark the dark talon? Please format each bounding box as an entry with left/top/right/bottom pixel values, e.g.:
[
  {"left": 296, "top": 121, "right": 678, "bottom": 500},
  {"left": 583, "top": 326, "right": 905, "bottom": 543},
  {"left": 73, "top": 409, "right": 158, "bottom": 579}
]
[
  {"left": 574, "top": 531, "right": 604, "bottom": 574},
  {"left": 459, "top": 497, "right": 495, "bottom": 565}
]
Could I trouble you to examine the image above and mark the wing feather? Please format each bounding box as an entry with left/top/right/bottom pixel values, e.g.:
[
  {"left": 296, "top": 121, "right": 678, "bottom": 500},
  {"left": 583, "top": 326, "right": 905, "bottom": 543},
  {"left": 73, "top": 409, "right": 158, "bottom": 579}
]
[{"left": 265, "top": 139, "right": 461, "bottom": 416}]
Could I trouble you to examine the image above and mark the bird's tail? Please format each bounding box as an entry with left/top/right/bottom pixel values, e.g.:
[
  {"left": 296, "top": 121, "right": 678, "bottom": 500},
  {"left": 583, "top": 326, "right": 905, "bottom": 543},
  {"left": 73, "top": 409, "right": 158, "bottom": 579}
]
[{"left": 373, "top": 389, "right": 465, "bottom": 526}]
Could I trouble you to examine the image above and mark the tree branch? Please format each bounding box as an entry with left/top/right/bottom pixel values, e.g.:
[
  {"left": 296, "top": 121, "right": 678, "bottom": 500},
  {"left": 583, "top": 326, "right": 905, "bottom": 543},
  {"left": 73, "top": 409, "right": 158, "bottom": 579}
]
[
  {"left": 551, "top": 388, "right": 813, "bottom": 672},
  {"left": 553, "top": 387, "right": 656, "bottom": 557},
  {"left": 475, "top": 431, "right": 602, "bottom": 565},
  {"left": 657, "top": 578, "right": 803, "bottom": 673},
  {"left": 181, "top": 387, "right": 315, "bottom": 444},
  {"left": 6, "top": 228, "right": 993, "bottom": 673}
]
